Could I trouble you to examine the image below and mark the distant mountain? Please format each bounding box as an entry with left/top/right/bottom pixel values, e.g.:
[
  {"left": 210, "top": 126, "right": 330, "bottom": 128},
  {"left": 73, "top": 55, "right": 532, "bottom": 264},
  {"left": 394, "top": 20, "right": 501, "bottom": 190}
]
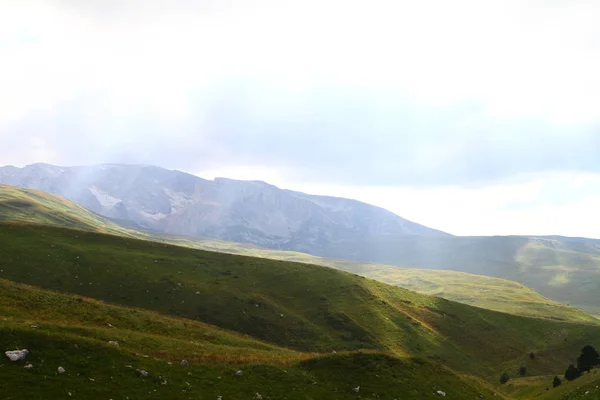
[{"left": 0, "top": 163, "right": 449, "bottom": 253}]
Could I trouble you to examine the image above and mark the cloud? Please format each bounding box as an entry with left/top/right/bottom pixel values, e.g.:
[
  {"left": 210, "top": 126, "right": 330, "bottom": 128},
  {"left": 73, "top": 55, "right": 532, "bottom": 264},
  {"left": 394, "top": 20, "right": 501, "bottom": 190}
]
[{"left": 1, "top": 0, "right": 600, "bottom": 188}]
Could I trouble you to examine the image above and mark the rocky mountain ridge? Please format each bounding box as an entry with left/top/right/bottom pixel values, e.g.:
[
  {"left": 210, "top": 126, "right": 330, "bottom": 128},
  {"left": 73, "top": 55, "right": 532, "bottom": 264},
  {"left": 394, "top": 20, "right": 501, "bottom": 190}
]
[{"left": 0, "top": 163, "right": 449, "bottom": 252}]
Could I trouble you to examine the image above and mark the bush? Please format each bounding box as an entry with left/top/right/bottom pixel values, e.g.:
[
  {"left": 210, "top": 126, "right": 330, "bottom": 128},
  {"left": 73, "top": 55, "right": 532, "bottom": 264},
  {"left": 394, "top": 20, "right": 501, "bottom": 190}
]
[
  {"left": 500, "top": 372, "right": 510, "bottom": 384},
  {"left": 577, "top": 345, "right": 600, "bottom": 373},
  {"left": 529, "top": 352, "right": 535, "bottom": 360},
  {"left": 565, "top": 364, "right": 581, "bottom": 381},
  {"left": 552, "top": 376, "right": 562, "bottom": 388},
  {"left": 519, "top": 366, "right": 527, "bottom": 376}
]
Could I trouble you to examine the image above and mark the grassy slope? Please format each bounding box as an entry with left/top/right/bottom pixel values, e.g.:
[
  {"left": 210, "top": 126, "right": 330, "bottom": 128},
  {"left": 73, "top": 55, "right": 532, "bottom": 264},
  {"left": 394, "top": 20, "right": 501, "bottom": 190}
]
[
  {"left": 1, "top": 280, "right": 499, "bottom": 400},
  {"left": 2, "top": 223, "right": 600, "bottom": 388},
  {"left": 314, "top": 235, "right": 600, "bottom": 316},
  {"left": 1, "top": 184, "right": 594, "bottom": 324},
  {"left": 0, "top": 184, "right": 135, "bottom": 237}
]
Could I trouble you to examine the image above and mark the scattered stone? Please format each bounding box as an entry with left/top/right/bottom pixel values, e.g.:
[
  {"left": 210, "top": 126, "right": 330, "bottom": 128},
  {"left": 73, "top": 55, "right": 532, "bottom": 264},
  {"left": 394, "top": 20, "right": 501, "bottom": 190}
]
[
  {"left": 353, "top": 386, "right": 360, "bottom": 393},
  {"left": 108, "top": 341, "right": 119, "bottom": 346},
  {"left": 137, "top": 369, "right": 149, "bottom": 378},
  {"left": 280, "top": 314, "right": 284, "bottom": 318},
  {"left": 436, "top": 390, "right": 447, "bottom": 397},
  {"left": 30, "top": 324, "right": 39, "bottom": 328},
  {"left": 180, "top": 360, "right": 189, "bottom": 366},
  {"left": 332, "top": 350, "right": 337, "bottom": 354},
  {"left": 255, "top": 393, "right": 263, "bottom": 400},
  {"left": 217, "top": 396, "right": 223, "bottom": 400},
  {"left": 58, "top": 366, "right": 66, "bottom": 374},
  {"left": 24, "top": 364, "right": 33, "bottom": 370},
  {"left": 161, "top": 380, "right": 168, "bottom": 385},
  {"left": 235, "top": 370, "right": 243, "bottom": 376},
  {"left": 5, "top": 349, "right": 28, "bottom": 362},
  {"left": 196, "top": 291, "right": 200, "bottom": 295}
]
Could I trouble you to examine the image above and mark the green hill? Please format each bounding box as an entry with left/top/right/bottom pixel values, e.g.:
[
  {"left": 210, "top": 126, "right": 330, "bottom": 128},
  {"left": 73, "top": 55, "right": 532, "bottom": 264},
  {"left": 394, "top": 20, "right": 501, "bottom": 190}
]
[
  {"left": 1, "top": 278, "right": 501, "bottom": 400},
  {"left": 315, "top": 235, "right": 600, "bottom": 317},
  {"left": 1, "top": 184, "right": 594, "bottom": 324},
  {"left": 2, "top": 223, "right": 600, "bottom": 387}
]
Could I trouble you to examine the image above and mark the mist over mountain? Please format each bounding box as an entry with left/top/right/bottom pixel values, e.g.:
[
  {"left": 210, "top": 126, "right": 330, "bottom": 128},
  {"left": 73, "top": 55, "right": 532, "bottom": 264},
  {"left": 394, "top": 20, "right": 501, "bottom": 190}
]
[{"left": 0, "top": 163, "right": 449, "bottom": 253}]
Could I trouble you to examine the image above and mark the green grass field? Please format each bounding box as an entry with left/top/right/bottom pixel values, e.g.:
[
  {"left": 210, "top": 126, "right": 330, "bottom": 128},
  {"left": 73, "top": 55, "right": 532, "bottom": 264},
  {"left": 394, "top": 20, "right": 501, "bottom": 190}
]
[
  {"left": 1, "top": 184, "right": 595, "bottom": 324},
  {"left": 2, "top": 185, "right": 600, "bottom": 398}
]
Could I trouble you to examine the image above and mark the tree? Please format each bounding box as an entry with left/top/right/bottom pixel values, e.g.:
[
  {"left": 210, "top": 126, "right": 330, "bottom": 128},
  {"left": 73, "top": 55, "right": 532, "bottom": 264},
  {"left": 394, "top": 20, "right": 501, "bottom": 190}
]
[
  {"left": 552, "top": 376, "right": 562, "bottom": 388},
  {"left": 519, "top": 366, "right": 527, "bottom": 376},
  {"left": 577, "top": 345, "right": 600, "bottom": 373},
  {"left": 565, "top": 364, "right": 581, "bottom": 381},
  {"left": 529, "top": 352, "right": 535, "bottom": 360},
  {"left": 500, "top": 373, "right": 510, "bottom": 384}
]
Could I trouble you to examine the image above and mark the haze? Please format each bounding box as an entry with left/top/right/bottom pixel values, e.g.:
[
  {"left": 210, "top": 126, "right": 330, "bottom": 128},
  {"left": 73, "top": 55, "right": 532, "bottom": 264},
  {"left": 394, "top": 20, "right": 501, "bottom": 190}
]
[{"left": 1, "top": 0, "right": 600, "bottom": 237}]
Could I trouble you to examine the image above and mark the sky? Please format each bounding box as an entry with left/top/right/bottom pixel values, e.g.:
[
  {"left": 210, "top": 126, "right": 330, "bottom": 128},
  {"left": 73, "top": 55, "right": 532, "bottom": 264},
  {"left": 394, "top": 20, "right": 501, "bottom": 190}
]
[{"left": 1, "top": 0, "right": 600, "bottom": 237}]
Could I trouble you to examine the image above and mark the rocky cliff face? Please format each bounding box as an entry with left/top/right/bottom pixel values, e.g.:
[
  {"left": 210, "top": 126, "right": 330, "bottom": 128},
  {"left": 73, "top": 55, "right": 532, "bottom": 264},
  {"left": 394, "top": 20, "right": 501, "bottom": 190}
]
[{"left": 0, "top": 163, "right": 450, "bottom": 252}]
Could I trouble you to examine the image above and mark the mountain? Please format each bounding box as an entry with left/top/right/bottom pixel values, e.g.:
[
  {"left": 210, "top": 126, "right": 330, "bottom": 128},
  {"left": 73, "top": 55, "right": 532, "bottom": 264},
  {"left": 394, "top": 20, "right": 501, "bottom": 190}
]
[
  {"left": 2, "top": 183, "right": 596, "bottom": 324},
  {"left": 0, "top": 163, "right": 449, "bottom": 251}
]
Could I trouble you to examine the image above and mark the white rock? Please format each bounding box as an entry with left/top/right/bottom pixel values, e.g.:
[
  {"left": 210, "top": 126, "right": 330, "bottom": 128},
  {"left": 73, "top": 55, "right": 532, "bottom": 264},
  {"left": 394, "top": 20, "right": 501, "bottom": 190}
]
[
  {"left": 24, "top": 364, "right": 33, "bottom": 369},
  {"left": 108, "top": 341, "right": 119, "bottom": 346},
  {"left": 5, "top": 349, "right": 28, "bottom": 362},
  {"left": 137, "top": 369, "right": 149, "bottom": 377},
  {"left": 353, "top": 386, "right": 360, "bottom": 393},
  {"left": 436, "top": 390, "right": 447, "bottom": 397},
  {"left": 58, "top": 366, "right": 66, "bottom": 374},
  {"left": 180, "top": 360, "right": 189, "bottom": 366},
  {"left": 255, "top": 394, "right": 263, "bottom": 400},
  {"left": 235, "top": 370, "right": 243, "bottom": 376}
]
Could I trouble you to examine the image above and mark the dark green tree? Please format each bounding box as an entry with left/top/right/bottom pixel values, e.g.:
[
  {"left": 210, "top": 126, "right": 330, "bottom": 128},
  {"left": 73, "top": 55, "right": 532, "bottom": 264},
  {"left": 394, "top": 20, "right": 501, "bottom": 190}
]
[
  {"left": 529, "top": 352, "right": 535, "bottom": 360},
  {"left": 500, "top": 372, "right": 510, "bottom": 384},
  {"left": 577, "top": 345, "right": 600, "bottom": 372},
  {"left": 519, "top": 366, "right": 527, "bottom": 376},
  {"left": 552, "top": 376, "right": 562, "bottom": 388},
  {"left": 564, "top": 364, "right": 581, "bottom": 381}
]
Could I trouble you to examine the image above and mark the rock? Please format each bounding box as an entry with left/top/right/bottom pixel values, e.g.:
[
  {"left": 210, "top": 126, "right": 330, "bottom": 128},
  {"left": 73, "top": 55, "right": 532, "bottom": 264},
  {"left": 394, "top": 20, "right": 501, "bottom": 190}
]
[
  {"left": 161, "top": 380, "right": 168, "bottom": 385},
  {"left": 30, "top": 324, "right": 39, "bottom": 328},
  {"left": 58, "top": 366, "right": 66, "bottom": 374},
  {"left": 436, "top": 390, "right": 446, "bottom": 396},
  {"left": 180, "top": 360, "right": 189, "bottom": 366},
  {"left": 136, "top": 369, "right": 149, "bottom": 377},
  {"left": 108, "top": 341, "right": 119, "bottom": 346},
  {"left": 255, "top": 394, "right": 263, "bottom": 400},
  {"left": 5, "top": 349, "right": 28, "bottom": 362},
  {"left": 235, "top": 370, "right": 243, "bottom": 376},
  {"left": 353, "top": 386, "right": 360, "bottom": 393},
  {"left": 24, "top": 364, "right": 33, "bottom": 369}
]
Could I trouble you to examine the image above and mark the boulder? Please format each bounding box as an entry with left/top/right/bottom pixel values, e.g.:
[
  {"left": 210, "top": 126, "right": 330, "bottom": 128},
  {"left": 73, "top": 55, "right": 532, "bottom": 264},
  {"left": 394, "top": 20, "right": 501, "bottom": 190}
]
[
  {"left": 58, "top": 366, "right": 66, "bottom": 374},
  {"left": 436, "top": 390, "right": 446, "bottom": 397},
  {"left": 5, "top": 349, "right": 28, "bottom": 362}
]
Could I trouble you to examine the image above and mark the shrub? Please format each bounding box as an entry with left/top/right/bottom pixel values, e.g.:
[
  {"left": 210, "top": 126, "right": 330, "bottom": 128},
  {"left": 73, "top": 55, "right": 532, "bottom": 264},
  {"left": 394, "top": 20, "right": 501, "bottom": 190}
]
[
  {"left": 552, "top": 376, "right": 562, "bottom": 388},
  {"left": 564, "top": 364, "right": 581, "bottom": 381},
  {"left": 500, "top": 372, "right": 510, "bottom": 384}
]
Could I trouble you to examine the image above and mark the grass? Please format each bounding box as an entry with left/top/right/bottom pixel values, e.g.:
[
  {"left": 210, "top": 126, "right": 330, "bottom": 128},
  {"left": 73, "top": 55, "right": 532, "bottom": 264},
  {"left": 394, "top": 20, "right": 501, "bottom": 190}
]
[
  {"left": 0, "top": 273, "right": 502, "bottom": 399},
  {"left": 2, "top": 223, "right": 600, "bottom": 385},
  {"left": 1, "top": 184, "right": 595, "bottom": 324}
]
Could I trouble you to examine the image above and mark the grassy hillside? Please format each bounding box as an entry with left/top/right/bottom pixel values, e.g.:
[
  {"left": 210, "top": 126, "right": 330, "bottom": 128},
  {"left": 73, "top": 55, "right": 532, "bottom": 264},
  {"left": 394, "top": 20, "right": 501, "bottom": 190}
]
[
  {"left": 309, "top": 235, "right": 600, "bottom": 317},
  {"left": 1, "top": 279, "right": 502, "bottom": 400},
  {"left": 1, "top": 184, "right": 594, "bottom": 324},
  {"left": 0, "top": 184, "right": 135, "bottom": 237},
  {"left": 2, "top": 223, "right": 600, "bottom": 387}
]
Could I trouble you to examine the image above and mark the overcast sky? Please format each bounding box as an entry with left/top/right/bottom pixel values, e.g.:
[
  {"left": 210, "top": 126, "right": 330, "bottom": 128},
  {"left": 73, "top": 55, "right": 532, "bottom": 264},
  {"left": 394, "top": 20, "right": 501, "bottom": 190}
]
[{"left": 1, "top": 0, "right": 600, "bottom": 237}]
